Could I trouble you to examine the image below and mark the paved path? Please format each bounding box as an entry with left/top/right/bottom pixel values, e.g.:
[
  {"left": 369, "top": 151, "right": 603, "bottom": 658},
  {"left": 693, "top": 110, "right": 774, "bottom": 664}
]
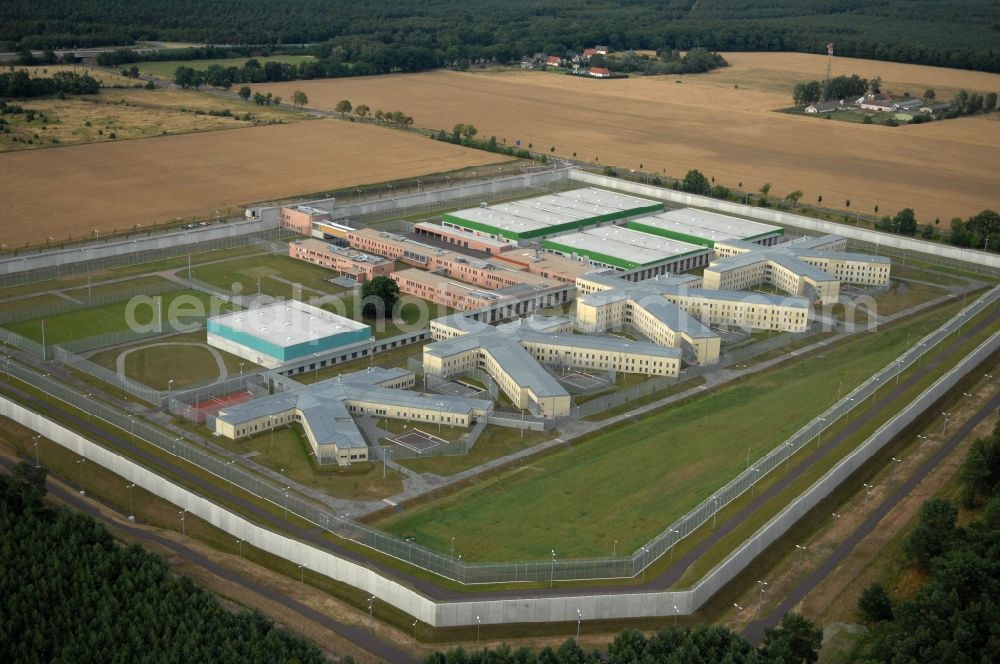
[{"left": 741, "top": 387, "right": 1000, "bottom": 645}]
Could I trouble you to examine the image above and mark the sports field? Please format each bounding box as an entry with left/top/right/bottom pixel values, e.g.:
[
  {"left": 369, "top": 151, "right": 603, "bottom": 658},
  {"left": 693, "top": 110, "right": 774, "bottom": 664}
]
[
  {"left": 0, "top": 118, "right": 509, "bottom": 246},
  {"left": 89, "top": 330, "right": 251, "bottom": 390},
  {"left": 136, "top": 55, "right": 315, "bottom": 78},
  {"left": 187, "top": 253, "right": 352, "bottom": 300},
  {"left": 4, "top": 288, "right": 234, "bottom": 345},
  {"left": 377, "top": 302, "right": 964, "bottom": 561},
  {"left": 259, "top": 52, "right": 1000, "bottom": 224}
]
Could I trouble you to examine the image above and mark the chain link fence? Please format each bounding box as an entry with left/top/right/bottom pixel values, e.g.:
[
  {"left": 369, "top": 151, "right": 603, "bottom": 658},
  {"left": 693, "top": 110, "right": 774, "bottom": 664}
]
[
  {"left": 0, "top": 228, "right": 295, "bottom": 290},
  {"left": 0, "top": 279, "right": 181, "bottom": 326}
]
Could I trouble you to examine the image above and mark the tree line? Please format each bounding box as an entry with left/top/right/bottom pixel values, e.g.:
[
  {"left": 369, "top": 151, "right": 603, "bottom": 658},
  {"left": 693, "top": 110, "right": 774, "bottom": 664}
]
[
  {"left": 792, "top": 75, "right": 870, "bottom": 106},
  {"left": 425, "top": 613, "right": 822, "bottom": 663},
  {"left": 0, "top": 464, "right": 328, "bottom": 663},
  {"left": 2, "top": 0, "right": 1000, "bottom": 74},
  {"left": 604, "top": 47, "right": 728, "bottom": 76},
  {"left": 0, "top": 69, "right": 100, "bottom": 98},
  {"left": 854, "top": 412, "right": 1000, "bottom": 660}
]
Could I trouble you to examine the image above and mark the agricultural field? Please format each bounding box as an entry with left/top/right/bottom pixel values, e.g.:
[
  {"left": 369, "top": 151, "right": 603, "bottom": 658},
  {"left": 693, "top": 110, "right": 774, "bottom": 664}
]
[
  {"left": 0, "top": 118, "right": 509, "bottom": 247},
  {"left": 135, "top": 55, "right": 316, "bottom": 78},
  {"left": 0, "top": 86, "right": 308, "bottom": 152},
  {"left": 376, "top": 302, "right": 966, "bottom": 561},
  {"left": 259, "top": 52, "right": 1000, "bottom": 224}
]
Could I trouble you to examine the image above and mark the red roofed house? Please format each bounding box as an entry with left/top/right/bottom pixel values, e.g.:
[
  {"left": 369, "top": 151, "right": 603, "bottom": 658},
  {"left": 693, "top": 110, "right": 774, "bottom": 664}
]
[
  {"left": 583, "top": 48, "right": 597, "bottom": 58},
  {"left": 547, "top": 55, "right": 561, "bottom": 67},
  {"left": 589, "top": 67, "right": 610, "bottom": 78}
]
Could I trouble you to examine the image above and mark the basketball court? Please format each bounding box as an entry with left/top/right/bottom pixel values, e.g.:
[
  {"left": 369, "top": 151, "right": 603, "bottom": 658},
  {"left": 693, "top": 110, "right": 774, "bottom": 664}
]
[
  {"left": 558, "top": 371, "right": 607, "bottom": 390},
  {"left": 190, "top": 390, "right": 254, "bottom": 417},
  {"left": 388, "top": 428, "right": 448, "bottom": 453},
  {"left": 431, "top": 379, "right": 485, "bottom": 398}
]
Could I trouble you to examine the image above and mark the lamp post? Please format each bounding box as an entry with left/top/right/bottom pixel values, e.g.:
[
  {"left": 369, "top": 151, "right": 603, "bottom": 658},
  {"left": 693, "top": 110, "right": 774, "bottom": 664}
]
[
  {"left": 550, "top": 550, "right": 557, "bottom": 587},
  {"left": 794, "top": 544, "right": 807, "bottom": 575},
  {"left": 890, "top": 457, "right": 903, "bottom": 487},
  {"left": 382, "top": 447, "right": 391, "bottom": 479},
  {"left": 476, "top": 615, "right": 481, "bottom": 648},
  {"left": 167, "top": 378, "right": 174, "bottom": 400},
  {"left": 298, "top": 564, "right": 304, "bottom": 584},
  {"left": 577, "top": 609, "right": 583, "bottom": 641},
  {"left": 179, "top": 509, "right": 186, "bottom": 536},
  {"left": 831, "top": 512, "right": 842, "bottom": 530},
  {"left": 451, "top": 537, "right": 455, "bottom": 557},
  {"left": 126, "top": 482, "right": 135, "bottom": 520},
  {"left": 712, "top": 496, "right": 720, "bottom": 529},
  {"left": 412, "top": 619, "right": 418, "bottom": 641},
  {"left": 669, "top": 528, "right": 679, "bottom": 563},
  {"left": 673, "top": 604, "right": 680, "bottom": 628},
  {"left": 756, "top": 580, "right": 768, "bottom": 619},
  {"left": 227, "top": 459, "right": 236, "bottom": 489},
  {"left": 237, "top": 538, "right": 243, "bottom": 558},
  {"left": 367, "top": 596, "right": 375, "bottom": 630},
  {"left": 917, "top": 434, "right": 929, "bottom": 451},
  {"left": 436, "top": 401, "right": 445, "bottom": 433},
  {"left": 962, "top": 392, "right": 972, "bottom": 414},
  {"left": 863, "top": 483, "right": 875, "bottom": 515},
  {"left": 283, "top": 487, "right": 290, "bottom": 520},
  {"left": 613, "top": 539, "right": 618, "bottom": 556},
  {"left": 816, "top": 417, "right": 827, "bottom": 448},
  {"left": 76, "top": 458, "right": 85, "bottom": 495},
  {"left": 941, "top": 411, "right": 951, "bottom": 435},
  {"left": 986, "top": 373, "right": 994, "bottom": 386},
  {"left": 641, "top": 546, "right": 650, "bottom": 581},
  {"left": 32, "top": 434, "right": 40, "bottom": 467}
]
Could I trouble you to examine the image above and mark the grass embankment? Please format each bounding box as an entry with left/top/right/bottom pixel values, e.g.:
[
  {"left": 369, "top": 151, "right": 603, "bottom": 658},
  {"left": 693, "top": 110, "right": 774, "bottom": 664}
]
[{"left": 376, "top": 301, "right": 974, "bottom": 562}]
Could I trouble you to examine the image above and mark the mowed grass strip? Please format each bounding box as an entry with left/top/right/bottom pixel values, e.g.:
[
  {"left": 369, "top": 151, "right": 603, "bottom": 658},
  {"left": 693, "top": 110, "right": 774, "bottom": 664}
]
[
  {"left": 4, "top": 288, "right": 234, "bottom": 345},
  {"left": 377, "top": 304, "right": 961, "bottom": 562}
]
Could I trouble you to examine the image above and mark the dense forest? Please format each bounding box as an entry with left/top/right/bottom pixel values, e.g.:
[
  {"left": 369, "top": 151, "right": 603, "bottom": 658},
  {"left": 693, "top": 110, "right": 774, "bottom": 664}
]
[
  {"left": 854, "top": 414, "right": 1000, "bottom": 661},
  {"left": 424, "top": 614, "right": 822, "bottom": 663},
  {"left": 2, "top": 0, "right": 1000, "bottom": 73},
  {"left": 0, "top": 464, "right": 328, "bottom": 664}
]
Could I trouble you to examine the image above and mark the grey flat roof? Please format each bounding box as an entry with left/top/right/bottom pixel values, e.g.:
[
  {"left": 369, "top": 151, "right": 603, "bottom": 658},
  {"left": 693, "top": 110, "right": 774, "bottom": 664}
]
[
  {"left": 549, "top": 226, "right": 707, "bottom": 266},
  {"left": 218, "top": 367, "right": 490, "bottom": 450},
  {"left": 709, "top": 234, "right": 888, "bottom": 280},
  {"left": 641, "top": 299, "right": 716, "bottom": 339},
  {"left": 521, "top": 331, "right": 682, "bottom": 358},
  {"left": 447, "top": 188, "right": 660, "bottom": 234},
  {"left": 798, "top": 250, "right": 892, "bottom": 265},
  {"left": 649, "top": 208, "right": 782, "bottom": 241},
  {"left": 210, "top": 301, "right": 368, "bottom": 349}
]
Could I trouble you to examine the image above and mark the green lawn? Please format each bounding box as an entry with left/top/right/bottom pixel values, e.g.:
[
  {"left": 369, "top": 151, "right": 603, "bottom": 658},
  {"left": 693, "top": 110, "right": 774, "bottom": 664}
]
[
  {"left": 376, "top": 303, "right": 965, "bottom": 562},
  {"left": 4, "top": 289, "right": 233, "bottom": 345},
  {"left": 136, "top": 55, "right": 315, "bottom": 78},
  {"left": 212, "top": 425, "right": 405, "bottom": 501},
  {"left": 397, "top": 426, "right": 556, "bottom": 476},
  {"left": 187, "top": 252, "right": 351, "bottom": 300}
]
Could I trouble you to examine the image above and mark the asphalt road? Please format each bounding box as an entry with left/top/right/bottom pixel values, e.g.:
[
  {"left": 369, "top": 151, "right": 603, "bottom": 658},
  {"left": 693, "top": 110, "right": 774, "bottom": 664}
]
[
  {"left": 0, "top": 456, "right": 415, "bottom": 664},
  {"left": 0, "top": 303, "right": 995, "bottom": 607},
  {"left": 740, "top": 385, "right": 1000, "bottom": 644}
]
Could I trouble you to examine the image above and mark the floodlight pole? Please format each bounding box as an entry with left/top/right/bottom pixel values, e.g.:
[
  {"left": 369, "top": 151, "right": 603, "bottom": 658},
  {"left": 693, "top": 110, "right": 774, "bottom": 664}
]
[
  {"left": 76, "top": 458, "right": 85, "bottom": 495},
  {"left": 32, "top": 435, "right": 40, "bottom": 467},
  {"left": 126, "top": 483, "right": 135, "bottom": 520}
]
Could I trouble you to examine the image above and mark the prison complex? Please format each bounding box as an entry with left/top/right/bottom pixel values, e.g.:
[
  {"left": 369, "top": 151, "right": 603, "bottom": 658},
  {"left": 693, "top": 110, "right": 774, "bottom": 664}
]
[{"left": 214, "top": 367, "right": 491, "bottom": 465}]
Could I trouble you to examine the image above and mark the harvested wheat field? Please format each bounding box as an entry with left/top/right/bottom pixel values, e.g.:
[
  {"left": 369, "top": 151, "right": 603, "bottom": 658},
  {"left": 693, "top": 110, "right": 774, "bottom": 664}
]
[
  {"left": 0, "top": 119, "right": 505, "bottom": 246},
  {"left": 261, "top": 53, "right": 1000, "bottom": 223}
]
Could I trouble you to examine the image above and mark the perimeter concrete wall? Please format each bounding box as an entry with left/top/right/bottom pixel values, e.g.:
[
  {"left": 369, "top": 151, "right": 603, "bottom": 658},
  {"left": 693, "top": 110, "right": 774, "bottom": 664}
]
[
  {"left": 0, "top": 216, "right": 279, "bottom": 277},
  {"left": 5, "top": 326, "right": 993, "bottom": 625},
  {"left": 332, "top": 170, "right": 567, "bottom": 221},
  {"left": 567, "top": 171, "right": 1000, "bottom": 272}
]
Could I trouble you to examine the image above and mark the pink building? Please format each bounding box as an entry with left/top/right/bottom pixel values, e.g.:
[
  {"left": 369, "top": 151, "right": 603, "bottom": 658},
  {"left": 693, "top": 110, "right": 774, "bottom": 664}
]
[
  {"left": 279, "top": 205, "right": 332, "bottom": 235},
  {"left": 288, "top": 238, "right": 394, "bottom": 283}
]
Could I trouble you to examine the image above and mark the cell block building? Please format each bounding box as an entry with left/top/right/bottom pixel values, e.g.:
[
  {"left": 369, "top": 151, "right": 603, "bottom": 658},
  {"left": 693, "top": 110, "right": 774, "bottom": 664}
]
[
  {"left": 626, "top": 208, "right": 784, "bottom": 249},
  {"left": 704, "top": 235, "right": 892, "bottom": 304},
  {"left": 214, "top": 367, "right": 492, "bottom": 466},
  {"left": 424, "top": 314, "right": 682, "bottom": 418}
]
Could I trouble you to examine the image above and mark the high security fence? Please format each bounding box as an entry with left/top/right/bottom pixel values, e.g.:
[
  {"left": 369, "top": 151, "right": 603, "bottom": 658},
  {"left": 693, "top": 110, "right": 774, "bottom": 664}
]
[
  {"left": 0, "top": 228, "right": 295, "bottom": 289},
  {"left": 4, "top": 285, "right": 995, "bottom": 585},
  {"left": 0, "top": 279, "right": 181, "bottom": 325}
]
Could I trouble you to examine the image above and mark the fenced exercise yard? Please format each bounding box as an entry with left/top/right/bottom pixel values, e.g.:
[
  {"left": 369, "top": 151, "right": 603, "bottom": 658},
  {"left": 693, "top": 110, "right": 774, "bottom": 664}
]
[{"left": 388, "top": 429, "right": 449, "bottom": 453}]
